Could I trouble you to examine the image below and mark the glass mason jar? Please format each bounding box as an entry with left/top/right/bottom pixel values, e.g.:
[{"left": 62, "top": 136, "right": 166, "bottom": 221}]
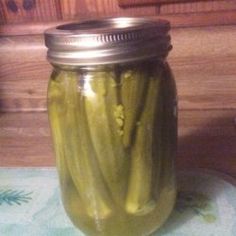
[{"left": 45, "top": 17, "right": 177, "bottom": 236}]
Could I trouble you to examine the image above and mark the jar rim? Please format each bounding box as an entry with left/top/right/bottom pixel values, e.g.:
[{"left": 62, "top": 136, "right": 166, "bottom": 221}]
[{"left": 45, "top": 17, "right": 172, "bottom": 66}]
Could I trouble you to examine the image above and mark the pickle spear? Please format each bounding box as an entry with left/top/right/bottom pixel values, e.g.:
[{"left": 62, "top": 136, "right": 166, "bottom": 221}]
[
  {"left": 48, "top": 71, "right": 72, "bottom": 187},
  {"left": 84, "top": 71, "right": 129, "bottom": 205},
  {"left": 125, "top": 74, "right": 161, "bottom": 215},
  {"left": 120, "top": 68, "right": 148, "bottom": 148},
  {"left": 62, "top": 71, "right": 113, "bottom": 219}
]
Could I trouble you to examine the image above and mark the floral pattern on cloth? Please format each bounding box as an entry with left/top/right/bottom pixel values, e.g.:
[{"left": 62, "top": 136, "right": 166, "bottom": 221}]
[{"left": 0, "top": 168, "right": 235, "bottom": 236}]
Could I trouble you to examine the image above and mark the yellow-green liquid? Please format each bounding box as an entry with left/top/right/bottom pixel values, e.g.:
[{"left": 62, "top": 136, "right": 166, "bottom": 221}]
[
  {"left": 48, "top": 61, "right": 177, "bottom": 236},
  {"left": 64, "top": 180, "right": 175, "bottom": 236}
]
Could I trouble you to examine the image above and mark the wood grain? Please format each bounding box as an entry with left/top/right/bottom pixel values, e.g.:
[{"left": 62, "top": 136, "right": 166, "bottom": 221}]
[
  {"left": 0, "top": 35, "right": 50, "bottom": 112},
  {"left": 160, "top": 0, "right": 236, "bottom": 14},
  {"left": 0, "top": 1, "right": 5, "bottom": 24},
  {"left": 1, "top": 110, "right": 236, "bottom": 178},
  {"left": 169, "top": 25, "right": 236, "bottom": 109},
  {"left": 59, "top": 0, "right": 81, "bottom": 20},
  {"left": 157, "top": 10, "right": 236, "bottom": 28},
  {"left": 0, "top": 112, "right": 54, "bottom": 166},
  {"left": 119, "top": 0, "right": 207, "bottom": 7},
  {"left": 177, "top": 109, "right": 236, "bottom": 178},
  {"left": 0, "top": 0, "right": 235, "bottom": 27},
  {"left": 0, "top": 21, "right": 71, "bottom": 36},
  {"left": 1, "top": 25, "right": 236, "bottom": 112},
  {"left": 0, "top": 0, "right": 62, "bottom": 23},
  {"left": 0, "top": 0, "right": 157, "bottom": 24},
  {"left": 171, "top": 58, "right": 236, "bottom": 110},
  {"left": 1, "top": 9, "right": 236, "bottom": 37},
  {"left": 60, "top": 0, "right": 157, "bottom": 19}
]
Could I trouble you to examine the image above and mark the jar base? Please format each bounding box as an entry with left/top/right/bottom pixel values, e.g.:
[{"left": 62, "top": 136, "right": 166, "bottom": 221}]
[{"left": 63, "top": 186, "right": 176, "bottom": 236}]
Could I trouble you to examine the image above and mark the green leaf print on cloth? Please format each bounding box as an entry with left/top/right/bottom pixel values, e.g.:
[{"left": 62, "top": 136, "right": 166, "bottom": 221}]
[
  {"left": 176, "top": 191, "right": 217, "bottom": 223},
  {"left": 0, "top": 189, "right": 33, "bottom": 206}
]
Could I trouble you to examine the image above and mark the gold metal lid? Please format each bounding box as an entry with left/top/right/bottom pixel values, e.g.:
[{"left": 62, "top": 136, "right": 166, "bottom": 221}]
[{"left": 45, "top": 17, "right": 171, "bottom": 66}]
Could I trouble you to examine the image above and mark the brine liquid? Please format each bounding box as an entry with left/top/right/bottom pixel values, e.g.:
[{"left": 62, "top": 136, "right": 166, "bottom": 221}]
[
  {"left": 48, "top": 61, "right": 177, "bottom": 236},
  {"left": 63, "top": 177, "right": 175, "bottom": 236}
]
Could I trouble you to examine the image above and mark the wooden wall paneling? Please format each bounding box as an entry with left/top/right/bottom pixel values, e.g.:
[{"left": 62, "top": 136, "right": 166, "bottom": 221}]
[
  {"left": 0, "top": 0, "right": 158, "bottom": 23},
  {"left": 1, "top": 110, "right": 236, "bottom": 179},
  {"left": 118, "top": 0, "right": 206, "bottom": 7},
  {"left": 160, "top": 0, "right": 236, "bottom": 14},
  {"left": 0, "top": 0, "right": 235, "bottom": 26},
  {"left": 0, "top": 112, "right": 54, "bottom": 166},
  {"left": 0, "top": 26, "right": 236, "bottom": 112},
  {"left": 177, "top": 109, "right": 236, "bottom": 178},
  {"left": 91, "top": 0, "right": 157, "bottom": 16},
  {"left": 118, "top": 0, "right": 236, "bottom": 27},
  {"left": 0, "top": 0, "right": 62, "bottom": 24},
  {"left": 2, "top": 11, "right": 235, "bottom": 35},
  {"left": 0, "top": 35, "right": 50, "bottom": 112},
  {"left": 1, "top": 11, "right": 236, "bottom": 36},
  {"left": 0, "top": 21, "right": 68, "bottom": 36},
  {"left": 60, "top": 0, "right": 158, "bottom": 19},
  {"left": 60, "top": 0, "right": 101, "bottom": 19},
  {"left": 59, "top": 0, "right": 81, "bottom": 20},
  {"left": 169, "top": 25, "right": 236, "bottom": 59},
  {"left": 169, "top": 25, "right": 236, "bottom": 110},
  {"left": 155, "top": 10, "right": 236, "bottom": 28},
  {"left": 170, "top": 58, "right": 236, "bottom": 110},
  {"left": 0, "top": 0, "right": 6, "bottom": 23},
  {"left": 118, "top": 0, "right": 234, "bottom": 8}
]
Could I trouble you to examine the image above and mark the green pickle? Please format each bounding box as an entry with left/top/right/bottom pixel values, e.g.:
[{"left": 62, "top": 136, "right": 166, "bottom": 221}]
[{"left": 48, "top": 60, "right": 177, "bottom": 236}]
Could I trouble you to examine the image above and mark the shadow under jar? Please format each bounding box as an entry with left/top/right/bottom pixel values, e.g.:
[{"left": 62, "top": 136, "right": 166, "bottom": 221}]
[{"left": 45, "top": 17, "right": 177, "bottom": 236}]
